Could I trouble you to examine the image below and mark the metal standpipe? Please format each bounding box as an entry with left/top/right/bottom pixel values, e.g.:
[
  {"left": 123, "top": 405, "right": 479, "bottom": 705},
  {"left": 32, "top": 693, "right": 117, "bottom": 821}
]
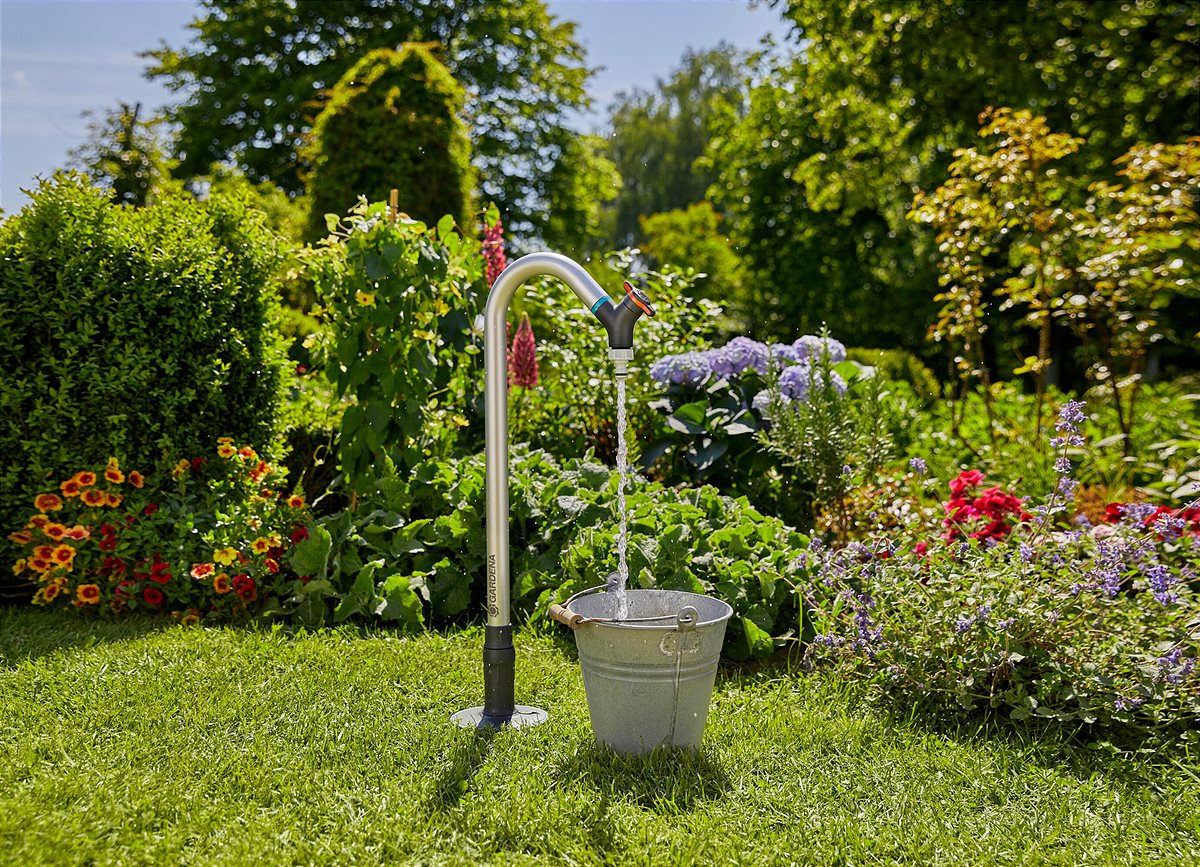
[{"left": 451, "top": 253, "right": 617, "bottom": 731}]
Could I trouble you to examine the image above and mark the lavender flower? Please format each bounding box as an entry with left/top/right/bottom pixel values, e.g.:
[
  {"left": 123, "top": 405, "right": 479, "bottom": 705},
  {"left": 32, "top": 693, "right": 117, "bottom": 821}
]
[
  {"left": 909, "top": 457, "right": 928, "bottom": 475},
  {"left": 1054, "top": 456, "right": 1072, "bottom": 475},
  {"left": 1156, "top": 647, "right": 1196, "bottom": 684},
  {"left": 1143, "top": 561, "right": 1179, "bottom": 605}
]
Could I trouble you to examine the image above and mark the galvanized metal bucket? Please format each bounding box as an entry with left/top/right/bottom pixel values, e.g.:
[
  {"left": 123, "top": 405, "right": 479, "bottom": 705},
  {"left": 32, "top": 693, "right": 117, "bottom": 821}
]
[{"left": 549, "top": 586, "right": 733, "bottom": 755}]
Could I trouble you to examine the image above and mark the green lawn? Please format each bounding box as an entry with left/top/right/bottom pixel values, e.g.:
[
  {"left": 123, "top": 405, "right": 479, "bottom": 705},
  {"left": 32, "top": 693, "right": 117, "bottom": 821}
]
[{"left": 1, "top": 608, "right": 1196, "bottom": 866}]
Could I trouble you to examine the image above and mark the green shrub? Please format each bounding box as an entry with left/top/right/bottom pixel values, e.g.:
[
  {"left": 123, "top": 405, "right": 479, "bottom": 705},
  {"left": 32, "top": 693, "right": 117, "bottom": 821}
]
[
  {"left": 800, "top": 511, "right": 1199, "bottom": 745},
  {"left": 302, "top": 45, "right": 474, "bottom": 242},
  {"left": 846, "top": 347, "right": 940, "bottom": 405},
  {"left": 0, "top": 174, "right": 288, "bottom": 550},
  {"left": 283, "top": 447, "right": 810, "bottom": 660},
  {"left": 301, "top": 200, "right": 486, "bottom": 494}
]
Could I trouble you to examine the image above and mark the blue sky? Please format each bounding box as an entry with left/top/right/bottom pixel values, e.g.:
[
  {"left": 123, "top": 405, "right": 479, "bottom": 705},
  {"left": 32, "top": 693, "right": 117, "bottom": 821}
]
[{"left": 0, "top": 0, "right": 790, "bottom": 213}]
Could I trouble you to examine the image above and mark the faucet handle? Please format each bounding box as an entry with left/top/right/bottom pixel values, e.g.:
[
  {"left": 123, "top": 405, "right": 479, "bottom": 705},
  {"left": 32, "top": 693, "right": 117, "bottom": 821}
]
[{"left": 623, "top": 281, "right": 656, "bottom": 317}]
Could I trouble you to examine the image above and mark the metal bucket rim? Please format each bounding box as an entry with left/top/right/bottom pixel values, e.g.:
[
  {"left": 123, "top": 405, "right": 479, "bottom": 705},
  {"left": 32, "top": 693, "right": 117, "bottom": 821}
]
[{"left": 565, "top": 586, "right": 733, "bottom": 630}]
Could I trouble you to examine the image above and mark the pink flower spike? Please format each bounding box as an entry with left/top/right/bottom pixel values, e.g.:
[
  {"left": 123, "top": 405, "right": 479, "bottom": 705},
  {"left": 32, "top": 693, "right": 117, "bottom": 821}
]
[{"left": 510, "top": 313, "right": 539, "bottom": 388}]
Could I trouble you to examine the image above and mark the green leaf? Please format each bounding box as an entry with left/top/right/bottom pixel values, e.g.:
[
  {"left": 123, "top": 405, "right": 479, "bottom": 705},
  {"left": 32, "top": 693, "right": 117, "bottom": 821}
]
[
  {"left": 437, "top": 214, "right": 456, "bottom": 241},
  {"left": 290, "top": 524, "right": 333, "bottom": 578}
]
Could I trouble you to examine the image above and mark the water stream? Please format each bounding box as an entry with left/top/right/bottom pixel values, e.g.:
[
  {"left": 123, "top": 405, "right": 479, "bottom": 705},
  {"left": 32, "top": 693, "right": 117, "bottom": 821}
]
[{"left": 613, "top": 373, "right": 630, "bottom": 620}]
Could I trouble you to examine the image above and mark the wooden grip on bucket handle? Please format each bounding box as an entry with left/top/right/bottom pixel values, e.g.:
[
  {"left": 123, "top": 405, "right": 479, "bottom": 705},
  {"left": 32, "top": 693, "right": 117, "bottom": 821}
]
[{"left": 548, "top": 603, "right": 587, "bottom": 629}]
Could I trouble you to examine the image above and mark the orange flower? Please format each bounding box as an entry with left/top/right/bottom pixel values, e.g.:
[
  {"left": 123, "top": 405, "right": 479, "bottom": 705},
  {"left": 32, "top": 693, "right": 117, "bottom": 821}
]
[
  {"left": 7, "top": 530, "right": 31, "bottom": 545},
  {"left": 190, "top": 562, "right": 215, "bottom": 580},
  {"left": 43, "top": 523, "right": 67, "bottom": 540},
  {"left": 213, "top": 573, "right": 232, "bottom": 594},
  {"left": 42, "top": 582, "right": 66, "bottom": 603},
  {"left": 28, "top": 514, "right": 49, "bottom": 529},
  {"left": 51, "top": 544, "right": 76, "bottom": 566},
  {"left": 287, "top": 495, "right": 305, "bottom": 509},
  {"left": 35, "top": 493, "right": 63, "bottom": 512},
  {"left": 82, "top": 489, "right": 106, "bottom": 507},
  {"left": 60, "top": 479, "right": 81, "bottom": 498},
  {"left": 74, "top": 471, "right": 97, "bottom": 487},
  {"left": 28, "top": 557, "right": 52, "bottom": 573},
  {"left": 74, "top": 584, "right": 101, "bottom": 606},
  {"left": 250, "top": 537, "right": 272, "bottom": 555},
  {"left": 105, "top": 492, "right": 124, "bottom": 508},
  {"left": 33, "top": 545, "right": 55, "bottom": 562},
  {"left": 64, "top": 525, "right": 90, "bottom": 541},
  {"left": 105, "top": 458, "right": 124, "bottom": 484},
  {"left": 128, "top": 471, "right": 145, "bottom": 489},
  {"left": 239, "top": 447, "right": 257, "bottom": 460}
]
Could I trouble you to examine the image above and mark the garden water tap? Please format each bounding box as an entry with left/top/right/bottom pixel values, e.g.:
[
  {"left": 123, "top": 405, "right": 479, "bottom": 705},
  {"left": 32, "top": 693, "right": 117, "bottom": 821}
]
[{"left": 451, "top": 253, "right": 656, "bottom": 731}]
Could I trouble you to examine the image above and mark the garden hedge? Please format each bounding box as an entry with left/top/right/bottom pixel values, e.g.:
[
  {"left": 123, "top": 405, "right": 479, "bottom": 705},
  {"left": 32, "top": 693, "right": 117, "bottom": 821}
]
[{"left": 0, "top": 174, "right": 287, "bottom": 558}]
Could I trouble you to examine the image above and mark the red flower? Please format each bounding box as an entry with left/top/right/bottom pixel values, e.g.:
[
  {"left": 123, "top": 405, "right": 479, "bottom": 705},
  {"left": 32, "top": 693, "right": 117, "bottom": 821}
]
[
  {"left": 483, "top": 216, "right": 507, "bottom": 286},
  {"left": 128, "top": 471, "right": 145, "bottom": 489},
  {"left": 915, "top": 542, "right": 929, "bottom": 557},
  {"left": 509, "top": 313, "right": 539, "bottom": 388},
  {"left": 102, "top": 556, "right": 127, "bottom": 577},
  {"left": 149, "top": 561, "right": 172, "bottom": 584},
  {"left": 143, "top": 503, "right": 159, "bottom": 517},
  {"left": 143, "top": 586, "right": 164, "bottom": 607},
  {"left": 190, "top": 457, "right": 207, "bottom": 474},
  {"left": 948, "top": 470, "right": 985, "bottom": 497},
  {"left": 233, "top": 574, "right": 257, "bottom": 603},
  {"left": 290, "top": 526, "right": 309, "bottom": 545}
]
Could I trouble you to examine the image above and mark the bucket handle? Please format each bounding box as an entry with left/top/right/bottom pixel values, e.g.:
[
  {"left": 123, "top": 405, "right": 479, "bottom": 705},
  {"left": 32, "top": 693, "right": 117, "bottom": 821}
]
[{"left": 547, "top": 585, "right": 690, "bottom": 630}]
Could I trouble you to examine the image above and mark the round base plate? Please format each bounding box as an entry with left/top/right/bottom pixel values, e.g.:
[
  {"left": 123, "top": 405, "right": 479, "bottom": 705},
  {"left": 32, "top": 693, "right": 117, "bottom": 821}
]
[{"left": 451, "top": 705, "right": 549, "bottom": 730}]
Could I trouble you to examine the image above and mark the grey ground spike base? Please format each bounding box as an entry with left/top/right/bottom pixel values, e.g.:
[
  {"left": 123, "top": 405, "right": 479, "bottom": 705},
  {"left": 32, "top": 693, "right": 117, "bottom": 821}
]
[{"left": 450, "top": 705, "right": 549, "bottom": 730}]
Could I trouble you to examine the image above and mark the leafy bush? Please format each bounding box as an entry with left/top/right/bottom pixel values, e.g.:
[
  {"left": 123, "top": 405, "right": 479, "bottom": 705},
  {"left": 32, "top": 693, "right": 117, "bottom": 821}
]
[
  {"left": 846, "top": 347, "right": 940, "bottom": 406},
  {"left": 0, "top": 174, "right": 288, "bottom": 556},
  {"left": 799, "top": 516, "right": 1199, "bottom": 743},
  {"left": 643, "top": 332, "right": 900, "bottom": 529},
  {"left": 10, "top": 442, "right": 309, "bottom": 621},
  {"left": 283, "top": 447, "right": 810, "bottom": 659},
  {"left": 302, "top": 45, "right": 474, "bottom": 242},
  {"left": 900, "top": 380, "right": 1200, "bottom": 503},
  {"left": 301, "top": 200, "right": 486, "bottom": 494}
]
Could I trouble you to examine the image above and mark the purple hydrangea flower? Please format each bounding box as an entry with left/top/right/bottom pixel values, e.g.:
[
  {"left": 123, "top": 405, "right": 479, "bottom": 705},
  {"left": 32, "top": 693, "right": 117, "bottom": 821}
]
[
  {"left": 649, "top": 352, "right": 711, "bottom": 386},
  {"left": 792, "top": 334, "right": 847, "bottom": 363},
  {"left": 709, "top": 336, "right": 770, "bottom": 377}
]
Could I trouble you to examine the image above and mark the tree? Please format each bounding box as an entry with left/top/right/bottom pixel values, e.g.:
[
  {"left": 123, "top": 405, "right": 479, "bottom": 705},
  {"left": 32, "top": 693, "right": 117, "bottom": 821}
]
[
  {"left": 302, "top": 45, "right": 474, "bottom": 240},
  {"left": 603, "top": 43, "right": 750, "bottom": 249},
  {"left": 143, "top": 0, "right": 593, "bottom": 245},
  {"left": 67, "top": 102, "right": 176, "bottom": 207},
  {"left": 639, "top": 202, "right": 744, "bottom": 313},
  {"left": 709, "top": 0, "right": 1199, "bottom": 347}
]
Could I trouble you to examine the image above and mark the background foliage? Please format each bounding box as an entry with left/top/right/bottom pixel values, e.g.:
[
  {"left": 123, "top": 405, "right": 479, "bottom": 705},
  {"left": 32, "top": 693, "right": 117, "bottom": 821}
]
[{"left": 0, "top": 175, "right": 288, "bottom": 557}]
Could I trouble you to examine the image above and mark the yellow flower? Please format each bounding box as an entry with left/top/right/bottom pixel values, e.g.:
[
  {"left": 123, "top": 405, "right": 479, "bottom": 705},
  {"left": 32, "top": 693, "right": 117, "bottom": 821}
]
[
  {"left": 356, "top": 291, "right": 376, "bottom": 306},
  {"left": 13, "top": 559, "right": 26, "bottom": 576},
  {"left": 213, "top": 547, "right": 238, "bottom": 566},
  {"left": 105, "top": 457, "right": 124, "bottom": 484},
  {"left": 287, "top": 495, "right": 305, "bottom": 509},
  {"left": 218, "top": 443, "right": 237, "bottom": 459},
  {"left": 250, "top": 537, "right": 271, "bottom": 555},
  {"left": 171, "top": 459, "right": 190, "bottom": 480},
  {"left": 413, "top": 329, "right": 436, "bottom": 342},
  {"left": 105, "top": 492, "right": 124, "bottom": 508},
  {"left": 179, "top": 609, "right": 202, "bottom": 627},
  {"left": 217, "top": 437, "right": 234, "bottom": 445}
]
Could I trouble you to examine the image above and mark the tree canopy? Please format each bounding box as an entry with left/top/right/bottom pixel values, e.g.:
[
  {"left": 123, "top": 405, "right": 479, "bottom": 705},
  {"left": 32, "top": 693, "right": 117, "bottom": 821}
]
[
  {"left": 143, "top": 0, "right": 595, "bottom": 244},
  {"left": 708, "top": 0, "right": 1199, "bottom": 348}
]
